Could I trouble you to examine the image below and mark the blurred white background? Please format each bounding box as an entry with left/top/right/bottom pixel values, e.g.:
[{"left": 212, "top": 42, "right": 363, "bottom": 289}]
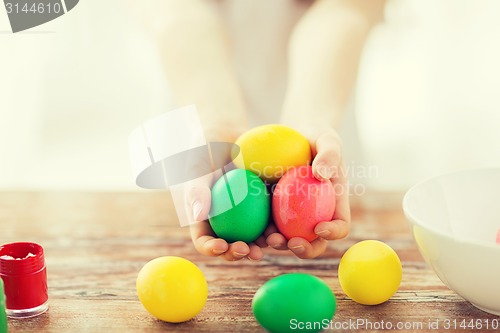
[{"left": 1, "top": 0, "right": 499, "bottom": 190}]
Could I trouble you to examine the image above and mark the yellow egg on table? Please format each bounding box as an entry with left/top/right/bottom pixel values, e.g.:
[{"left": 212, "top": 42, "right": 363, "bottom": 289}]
[
  {"left": 338, "top": 240, "right": 402, "bottom": 305},
  {"left": 234, "top": 124, "right": 311, "bottom": 183},
  {"left": 136, "top": 256, "right": 208, "bottom": 323}
]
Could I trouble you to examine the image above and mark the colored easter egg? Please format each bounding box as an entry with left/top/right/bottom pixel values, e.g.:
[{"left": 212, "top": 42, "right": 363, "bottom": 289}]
[
  {"left": 234, "top": 125, "right": 311, "bottom": 183},
  {"left": 272, "top": 166, "right": 336, "bottom": 242},
  {"left": 136, "top": 256, "right": 208, "bottom": 323},
  {"left": 252, "top": 273, "right": 336, "bottom": 333},
  {"left": 209, "top": 169, "right": 270, "bottom": 243},
  {"left": 0, "top": 279, "right": 6, "bottom": 332},
  {"left": 338, "top": 240, "right": 402, "bottom": 305}
]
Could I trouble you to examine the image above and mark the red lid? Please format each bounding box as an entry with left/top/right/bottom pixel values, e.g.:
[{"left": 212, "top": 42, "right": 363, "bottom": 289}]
[{"left": 0, "top": 242, "right": 45, "bottom": 275}]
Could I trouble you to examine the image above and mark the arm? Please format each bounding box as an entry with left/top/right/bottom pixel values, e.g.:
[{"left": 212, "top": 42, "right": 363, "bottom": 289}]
[
  {"left": 269, "top": 0, "right": 386, "bottom": 258},
  {"left": 282, "top": 0, "right": 386, "bottom": 129},
  {"left": 147, "top": 0, "right": 248, "bottom": 140},
  {"left": 139, "top": 0, "right": 262, "bottom": 261}
]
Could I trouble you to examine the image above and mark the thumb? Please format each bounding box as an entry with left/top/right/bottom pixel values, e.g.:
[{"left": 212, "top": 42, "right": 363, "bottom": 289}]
[
  {"left": 311, "top": 131, "right": 343, "bottom": 181},
  {"left": 187, "top": 185, "right": 212, "bottom": 222}
]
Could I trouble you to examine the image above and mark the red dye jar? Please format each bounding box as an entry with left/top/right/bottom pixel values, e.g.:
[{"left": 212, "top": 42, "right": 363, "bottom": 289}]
[{"left": 0, "top": 242, "right": 48, "bottom": 318}]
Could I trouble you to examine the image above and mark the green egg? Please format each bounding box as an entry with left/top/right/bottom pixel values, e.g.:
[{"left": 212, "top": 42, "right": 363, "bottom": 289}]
[
  {"left": 252, "top": 273, "right": 337, "bottom": 333},
  {"left": 209, "top": 169, "right": 270, "bottom": 243}
]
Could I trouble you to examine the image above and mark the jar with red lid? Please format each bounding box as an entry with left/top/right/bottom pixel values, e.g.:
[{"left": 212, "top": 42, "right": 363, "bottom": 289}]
[{"left": 0, "top": 242, "right": 48, "bottom": 318}]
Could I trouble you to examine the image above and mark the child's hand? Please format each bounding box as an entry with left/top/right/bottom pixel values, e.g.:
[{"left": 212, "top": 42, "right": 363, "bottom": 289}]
[
  {"left": 265, "top": 128, "right": 351, "bottom": 259},
  {"left": 187, "top": 128, "right": 265, "bottom": 262},
  {"left": 188, "top": 184, "right": 265, "bottom": 261}
]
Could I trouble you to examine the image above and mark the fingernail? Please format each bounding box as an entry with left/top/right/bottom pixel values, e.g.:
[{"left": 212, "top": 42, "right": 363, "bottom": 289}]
[
  {"left": 234, "top": 252, "right": 247, "bottom": 258},
  {"left": 317, "top": 165, "right": 332, "bottom": 179},
  {"left": 290, "top": 245, "right": 305, "bottom": 254},
  {"left": 212, "top": 249, "right": 225, "bottom": 255},
  {"left": 192, "top": 200, "right": 203, "bottom": 221},
  {"left": 316, "top": 230, "right": 331, "bottom": 237}
]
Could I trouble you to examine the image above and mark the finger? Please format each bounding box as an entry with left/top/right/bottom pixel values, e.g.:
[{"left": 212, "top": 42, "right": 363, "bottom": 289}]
[
  {"left": 189, "top": 213, "right": 229, "bottom": 256},
  {"left": 190, "top": 232, "right": 229, "bottom": 256},
  {"left": 221, "top": 241, "right": 250, "bottom": 261},
  {"left": 247, "top": 243, "right": 264, "bottom": 261},
  {"left": 263, "top": 223, "right": 279, "bottom": 238},
  {"left": 263, "top": 223, "right": 288, "bottom": 249},
  {"left": 188, "top": 183, "right": 233, "bottom": 257},
  {"left": 266, "top": 232, "right": 288, "bottom": 250},
  {"left": 311, "top": 131, "right": 343, "bottom": 181},
  {"left": 188, "top": 186, "right": 212, "bottom": 223},
  {"left": 288, "top": 237, "right": 328, "bottom": 259},
  {"left": 313, "top": 133, "right": 351, "bottom": 239},
  {"left": 254, "top": 234, "right": 269, "bottom": 248},
  {"left": 310, "top": 132, "right": 351, "bottom": 241},
  {"left": 309, "top": 130, "right": 350, "bottom": 229},
  {"left": 314, "top": 220, "right": 349, "bottom": 240}
]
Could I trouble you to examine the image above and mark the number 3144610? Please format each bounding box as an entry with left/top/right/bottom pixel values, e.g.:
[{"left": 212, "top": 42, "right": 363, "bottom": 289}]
[{"left": 5, "top": 2, "right": 62, "bottom": 14}]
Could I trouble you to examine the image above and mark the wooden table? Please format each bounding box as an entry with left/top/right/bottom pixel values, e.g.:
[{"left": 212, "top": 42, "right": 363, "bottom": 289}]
[{"left": 1, "top": 191, "right": 498, "bottom": 332}]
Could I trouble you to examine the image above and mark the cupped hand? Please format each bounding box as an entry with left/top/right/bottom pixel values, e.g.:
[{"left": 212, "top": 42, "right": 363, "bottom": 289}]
[
  {"left": 264, "top": 127, "right": 351, "bottom": 259},
  {"left": 187, "top": 128, "right": 265, "bottom": 261}
]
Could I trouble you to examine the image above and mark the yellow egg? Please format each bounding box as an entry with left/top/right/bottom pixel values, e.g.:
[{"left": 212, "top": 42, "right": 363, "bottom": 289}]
[
  {"left": 338, "top": 240, "right": 402, "bottom": 305},
  {"left": 136, "top": 256, "right": 208, "bottom": 323},
  {"left": 234, "top": 124, "right": 311, "bottom": 183}
]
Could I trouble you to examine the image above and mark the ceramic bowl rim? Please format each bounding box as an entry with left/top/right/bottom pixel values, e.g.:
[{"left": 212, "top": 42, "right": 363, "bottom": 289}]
[{"left": 403, "top": 167, "right": 500, "bottom": 252}]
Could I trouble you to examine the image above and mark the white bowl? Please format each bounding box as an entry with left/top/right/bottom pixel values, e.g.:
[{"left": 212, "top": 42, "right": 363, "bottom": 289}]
[{"left": 403, "top": 168, "right": 500, "bottom": 316}]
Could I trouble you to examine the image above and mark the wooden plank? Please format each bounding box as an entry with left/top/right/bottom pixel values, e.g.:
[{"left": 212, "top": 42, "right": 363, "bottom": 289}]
[{"left": 1, "top": 191, "right": 498, "bottom": 332}]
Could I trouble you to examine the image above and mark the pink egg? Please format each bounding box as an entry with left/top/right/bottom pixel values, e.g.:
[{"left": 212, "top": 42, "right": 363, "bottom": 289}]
[{"left": 272, "top": 166, "right": 336, "bottom": 242}]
